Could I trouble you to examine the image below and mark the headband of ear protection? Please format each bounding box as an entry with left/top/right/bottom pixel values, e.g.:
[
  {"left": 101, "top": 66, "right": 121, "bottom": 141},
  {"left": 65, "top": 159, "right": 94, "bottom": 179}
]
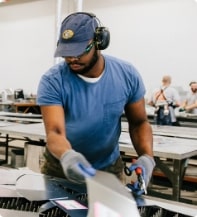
[{"left": 62, "top": 12, "right": 110, "bottom": 50}]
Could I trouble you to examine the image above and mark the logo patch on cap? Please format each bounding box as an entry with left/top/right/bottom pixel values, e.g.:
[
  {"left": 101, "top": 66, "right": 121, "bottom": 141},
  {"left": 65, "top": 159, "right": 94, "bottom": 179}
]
[{"left": 62, "top": 29, "right": 74, "bottom": 39}]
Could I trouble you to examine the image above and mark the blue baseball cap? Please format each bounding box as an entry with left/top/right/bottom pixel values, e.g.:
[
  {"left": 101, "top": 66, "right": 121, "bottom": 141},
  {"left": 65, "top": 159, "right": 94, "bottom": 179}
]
[{"left": 54, "top": 13, "right": 98, "bottom": 57}]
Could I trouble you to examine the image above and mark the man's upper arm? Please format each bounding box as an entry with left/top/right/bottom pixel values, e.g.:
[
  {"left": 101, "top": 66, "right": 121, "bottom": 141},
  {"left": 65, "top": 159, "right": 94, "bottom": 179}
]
[{"left": 125, "top": 98, "right": 148, "bottom": 126}]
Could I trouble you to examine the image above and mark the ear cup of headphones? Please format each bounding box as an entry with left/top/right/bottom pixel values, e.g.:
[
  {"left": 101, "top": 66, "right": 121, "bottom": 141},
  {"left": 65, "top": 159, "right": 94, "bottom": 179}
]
[{"left": 94, "top": 27, "right": 110, "bottom": 50}]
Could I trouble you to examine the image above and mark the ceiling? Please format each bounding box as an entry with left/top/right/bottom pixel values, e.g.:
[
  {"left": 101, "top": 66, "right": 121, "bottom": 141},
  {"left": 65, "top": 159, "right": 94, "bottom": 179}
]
[{"left": 0, "top": 0, "right": 43, "bottom": 7}]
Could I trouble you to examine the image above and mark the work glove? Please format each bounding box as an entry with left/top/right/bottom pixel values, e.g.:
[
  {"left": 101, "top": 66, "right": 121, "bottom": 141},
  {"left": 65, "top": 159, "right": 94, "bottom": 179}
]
[
  {"left": 126, "top": 155, "right": 155, "bottom": 196},
  {"left": 60, "top": 150, "right": 96, "bottom": 185},
  {"left": 179, "top": 107, "right": 185, "bottom": 112}
]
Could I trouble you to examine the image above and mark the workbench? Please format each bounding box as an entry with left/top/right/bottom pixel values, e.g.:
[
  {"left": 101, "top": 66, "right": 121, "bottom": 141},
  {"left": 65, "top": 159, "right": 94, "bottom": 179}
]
[
  {"left": 0, "top": 122, "right": 45, "bottom": 141},
  {"left": 12, "top": 102, "right": 40, "bottom": 114},
  {"left": 146, "top": 105, "right": 197, "bottom": 128},
  {"left": 0, "top": 168, "right": 196, "bottom": 217},
  {"left": 0, "top": 122, "right": 197, "bottom": 202},
  {"left": 119, "top": 132, "right": 197, "bottom": 202},
  {"left": 0, "top": 112, "right": 42, "bottom": 123},
  {"left": 122, "top": 106, "right": 197, "bottom": 127},
  {"left": 0, "top": 101, "right": 40, "bottom": 114},
  {"left": 0, "top": 112, "right": 43, "bottom": 165},
  {"left": 122, "top": 121, "right": 197, "bottom": 140},
  {"left": 151, "top": 125, "right": 197, "bottom": 140}
]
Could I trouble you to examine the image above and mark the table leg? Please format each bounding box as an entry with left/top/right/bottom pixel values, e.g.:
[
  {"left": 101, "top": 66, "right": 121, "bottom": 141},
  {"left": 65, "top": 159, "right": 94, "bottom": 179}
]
[
  {"left": 154, "top": 157, "right": 188, "bottom": 201},
  {"left": 23, "top": 107, "right": 30, "bottom": 113},
  {"left": 0, "top": 134, "right": 9, "bottom": 165},
  {"left": 172, "top": 159, "right": 188, "bottom": 201},
  {"left": 5, "top": 134, "right": 9, "bottom": 163}
]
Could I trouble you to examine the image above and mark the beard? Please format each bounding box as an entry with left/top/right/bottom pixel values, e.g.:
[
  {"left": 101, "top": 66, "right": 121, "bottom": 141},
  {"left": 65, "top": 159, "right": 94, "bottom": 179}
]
[
  {"left": 191, "top": 88, "right": 197, "bottom": 93},
  {"left": 68, "top": 49, "right": 99, "bottom": 75}
]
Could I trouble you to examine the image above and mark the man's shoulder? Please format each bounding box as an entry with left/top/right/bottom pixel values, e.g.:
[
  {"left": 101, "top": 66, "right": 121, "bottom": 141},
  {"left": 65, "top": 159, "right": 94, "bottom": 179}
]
[
  {"left": 103, "top": 54, "right": 139, "bottom": 77},
  {"left": 104, "top": 54, "right": 131, "bottom": 66},
  {"left": 165, "top": 86, "right": 179, "bottom": 94}
]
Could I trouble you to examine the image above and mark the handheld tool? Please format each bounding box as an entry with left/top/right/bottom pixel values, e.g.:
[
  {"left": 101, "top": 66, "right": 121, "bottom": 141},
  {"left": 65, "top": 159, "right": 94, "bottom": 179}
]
[
  {"left": 125, "top": 158, "right": 147, "bottom": 195},
  {"left": 135, "top": 167, "right": 147, "bottom": 195}
]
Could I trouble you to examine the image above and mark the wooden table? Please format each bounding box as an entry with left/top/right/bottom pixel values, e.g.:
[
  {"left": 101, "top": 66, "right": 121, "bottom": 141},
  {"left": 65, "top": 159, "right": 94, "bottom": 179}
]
[
  {"left": 0, "top": 101, "right": 40, "bottom": 114},
  {"left": 119, "top": 132, "right": 197, "bottom": 202},
  {"left": 13, "top": 102, "right": 40, "bottom": 114}
]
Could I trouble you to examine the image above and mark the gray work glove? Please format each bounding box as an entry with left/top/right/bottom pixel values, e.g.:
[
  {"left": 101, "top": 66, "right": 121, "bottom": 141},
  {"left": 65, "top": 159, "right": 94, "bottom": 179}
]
[
  {"left": 127, "top": 155, "right": 155, "bottom": 195},
  {"left": 134, "top": 155, "right": 155, "bottom": 186},
  {"left": 60, "top": 150, "right": 96, "bottom": 184}
]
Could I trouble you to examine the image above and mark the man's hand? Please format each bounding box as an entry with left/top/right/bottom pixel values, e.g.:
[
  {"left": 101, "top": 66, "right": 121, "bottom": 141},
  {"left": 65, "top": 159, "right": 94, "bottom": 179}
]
[
  {"left": 60, "top": 150, "right": 96, "bottom": 184},
  {"left": 127, "top": 155, "right": 155, "bottom": 195}
]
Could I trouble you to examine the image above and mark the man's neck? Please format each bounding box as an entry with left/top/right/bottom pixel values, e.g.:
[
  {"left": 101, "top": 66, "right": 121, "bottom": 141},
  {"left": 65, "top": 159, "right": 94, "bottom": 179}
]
[{"left": 84, "top": 54, "right": 105, "bottom": 78}]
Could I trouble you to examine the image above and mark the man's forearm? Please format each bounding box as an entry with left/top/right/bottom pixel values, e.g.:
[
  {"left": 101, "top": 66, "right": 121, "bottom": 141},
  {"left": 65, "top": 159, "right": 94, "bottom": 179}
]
[
  {"left": 46, "top": 132, "right": 72, "bottom": 159},
  {"left": 129, "top": 121, "right": 153, "bottom": 157}
]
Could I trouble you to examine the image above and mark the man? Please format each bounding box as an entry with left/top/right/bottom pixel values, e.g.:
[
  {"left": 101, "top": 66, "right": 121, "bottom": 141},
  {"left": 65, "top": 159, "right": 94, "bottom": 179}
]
[
  {"left": 147, "top": 75, "right": 180, "bottom": 126},
  {"left": 179, "top": 81, "right": 197, "bottom": 114},
  {"left": 37, "top": 12, "right": 155, "bottom": 195}
]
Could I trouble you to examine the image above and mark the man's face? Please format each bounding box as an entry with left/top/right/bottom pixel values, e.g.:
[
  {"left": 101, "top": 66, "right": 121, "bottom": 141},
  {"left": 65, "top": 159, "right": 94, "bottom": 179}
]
[
  {"left": 64, "top": 41, "right": 99, "bottom": 76},
  {"left": 191, "top": 83, "right": 197, "bottom": 93}
]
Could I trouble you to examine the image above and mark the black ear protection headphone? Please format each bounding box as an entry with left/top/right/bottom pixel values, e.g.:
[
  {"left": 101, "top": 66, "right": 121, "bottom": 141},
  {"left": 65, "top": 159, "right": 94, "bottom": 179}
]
[{"left": 61, "top": 12, "right": 110, "bottom": 50}]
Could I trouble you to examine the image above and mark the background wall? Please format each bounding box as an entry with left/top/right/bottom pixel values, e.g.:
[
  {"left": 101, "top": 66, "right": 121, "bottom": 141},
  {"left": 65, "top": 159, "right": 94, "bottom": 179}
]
[{"left": 0, "top": 0, "right": 197, "bottom": 98}]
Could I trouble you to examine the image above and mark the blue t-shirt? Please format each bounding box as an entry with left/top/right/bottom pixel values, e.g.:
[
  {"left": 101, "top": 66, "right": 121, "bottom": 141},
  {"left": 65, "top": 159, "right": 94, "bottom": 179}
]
[{"left": 37, "top": 55, "right": 145, "bottom": 169}]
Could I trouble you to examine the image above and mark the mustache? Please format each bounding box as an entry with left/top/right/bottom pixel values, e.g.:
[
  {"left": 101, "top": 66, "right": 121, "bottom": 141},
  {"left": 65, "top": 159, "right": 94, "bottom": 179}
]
[{"left": 68, "top": 60, "right": 82, "bottom": 65}]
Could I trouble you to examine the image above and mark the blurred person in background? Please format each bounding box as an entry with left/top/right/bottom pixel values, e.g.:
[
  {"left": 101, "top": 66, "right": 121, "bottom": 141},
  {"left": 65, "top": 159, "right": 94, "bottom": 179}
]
[
  {"left": 147, "top": 75, "right": 181, "bottom": 126},
  {"left": 179, "top": 81, "right": 197, "bottom": 114}
]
